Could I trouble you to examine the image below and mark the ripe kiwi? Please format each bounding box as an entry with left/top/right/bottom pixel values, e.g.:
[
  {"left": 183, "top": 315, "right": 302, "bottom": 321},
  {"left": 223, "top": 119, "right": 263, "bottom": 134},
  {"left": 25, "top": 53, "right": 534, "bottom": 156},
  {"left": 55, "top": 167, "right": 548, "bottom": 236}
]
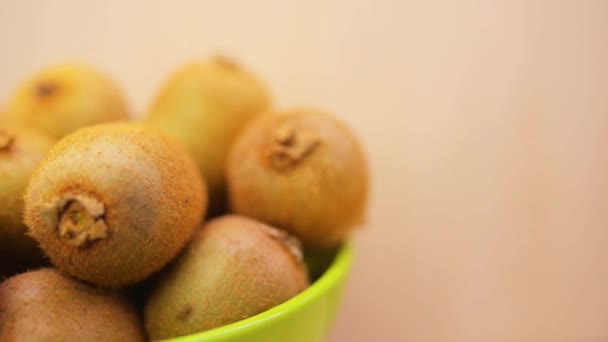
[
  {"left": 144, "top": 215, "right": 309, "bottom": 340},
  {"left": 0, "top": 268, "right": 145, "bottom": 341},
  {"left": 0, "top": 125, "right": 54, "bottom": 277},
  {"left": 227, "top": 109, "right": 369, "bottom": 251},
  {"left": 5, "top": 62, "right": 129, "bottom": 139},
  {"left": 145, "top": 56, "right": 271, "bottom": 215},
  {"left": 24, "top": 123, "right": 207, "bottom": 288}
]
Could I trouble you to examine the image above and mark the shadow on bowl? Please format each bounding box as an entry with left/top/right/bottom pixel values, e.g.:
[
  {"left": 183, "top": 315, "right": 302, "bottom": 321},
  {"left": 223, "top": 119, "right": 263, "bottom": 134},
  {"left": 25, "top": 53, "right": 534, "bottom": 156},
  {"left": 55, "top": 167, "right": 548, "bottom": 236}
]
[{"left": 162, "top": 243, "right": 353, "bottom": 342}]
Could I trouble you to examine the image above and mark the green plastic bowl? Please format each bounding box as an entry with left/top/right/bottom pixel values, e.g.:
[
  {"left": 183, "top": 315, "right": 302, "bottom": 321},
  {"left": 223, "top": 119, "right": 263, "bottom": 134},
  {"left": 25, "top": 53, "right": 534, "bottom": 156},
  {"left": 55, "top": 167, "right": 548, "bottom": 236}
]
[{"left": 162, "top": 243, "right": 353, "bottom": 342}]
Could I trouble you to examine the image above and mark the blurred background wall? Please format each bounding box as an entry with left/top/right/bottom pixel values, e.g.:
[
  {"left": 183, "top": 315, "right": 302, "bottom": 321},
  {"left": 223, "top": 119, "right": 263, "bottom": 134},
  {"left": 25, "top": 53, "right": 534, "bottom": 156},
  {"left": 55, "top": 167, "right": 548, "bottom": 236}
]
[{"left": 1, "top": 1, "right": 607, "bottom": 341}]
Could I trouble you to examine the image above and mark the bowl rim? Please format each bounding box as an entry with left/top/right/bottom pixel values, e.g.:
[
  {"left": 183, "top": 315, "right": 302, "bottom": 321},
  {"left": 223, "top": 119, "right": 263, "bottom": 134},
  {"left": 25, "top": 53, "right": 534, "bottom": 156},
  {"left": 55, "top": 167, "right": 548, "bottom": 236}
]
[{"left": 163, "top": 242, "right": 354, "bottom": 341}]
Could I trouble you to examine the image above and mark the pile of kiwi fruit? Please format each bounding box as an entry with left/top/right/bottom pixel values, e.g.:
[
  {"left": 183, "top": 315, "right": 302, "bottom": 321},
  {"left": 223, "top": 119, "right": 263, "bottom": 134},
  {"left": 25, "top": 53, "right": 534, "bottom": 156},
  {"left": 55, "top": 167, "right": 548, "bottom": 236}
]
[{"left": 0, "top": 57, "right": 369, "bottom": 341}]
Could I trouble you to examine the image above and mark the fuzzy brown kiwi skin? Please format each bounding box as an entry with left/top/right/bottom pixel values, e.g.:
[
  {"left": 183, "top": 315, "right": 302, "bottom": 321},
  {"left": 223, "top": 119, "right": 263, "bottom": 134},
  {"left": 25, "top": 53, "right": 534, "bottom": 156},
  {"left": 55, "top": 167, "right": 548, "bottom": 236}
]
[
  {"left": 226, "top": 109, "right": 369, "bottom": 251},
  {"left": 5, "top": 63, "right": 129, "bottom": 140},
  {"left": 144, "top": 215, "right": 309, "bottom": 340},
  {"left": 146, "top": 56, "right": 271, "bottom": 217},
  {"left": 24, "top": 122, "right": 207, "bottom": 288},
  {"left": 0, "top": 268, "right": 146, "bottom": 341},
  {"left": 0, "top": 126, "right": 54, "bottom": 277}
]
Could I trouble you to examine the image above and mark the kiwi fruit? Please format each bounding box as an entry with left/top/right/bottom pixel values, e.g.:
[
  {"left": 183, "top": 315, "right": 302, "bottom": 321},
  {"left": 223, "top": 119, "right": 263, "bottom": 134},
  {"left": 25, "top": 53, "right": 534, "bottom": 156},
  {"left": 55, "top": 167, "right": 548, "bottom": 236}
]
[
  {"left": 227, "top": 109, "right": 369, "bottom": 251},
  {"left": 0, "top": 125, "right": 54, "bottom": 277},
  {"left": 144, "top": 215, "right": 309, "bottom": 340},
  {"left": 23, "top": 123, "right": 207, "bottom": 288},
  {"left": 4, "top": 62, "right": 129, "bottom": 139},
  {"left": 0, "top": 268, "right": 145, "bottom": 341},
  {"left": 146, "top": 56, "right": 271, "bottom": 215}
]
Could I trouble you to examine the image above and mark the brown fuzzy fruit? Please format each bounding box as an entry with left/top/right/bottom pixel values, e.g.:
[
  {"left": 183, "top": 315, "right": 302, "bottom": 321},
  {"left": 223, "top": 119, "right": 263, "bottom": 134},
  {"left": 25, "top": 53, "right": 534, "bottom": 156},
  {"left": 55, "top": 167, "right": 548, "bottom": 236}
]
[
  {"left": 146, "top": 56, "right": 271, "bottom": 215},
  {"left": 24, "top": 123, "right": 207, "bottom": 288},
  {"left": 145, "top": 215, "right": 309, "bottom": 340},
  {"left": 0, "top": 268, "right": 145, "bottom": 341},
  {"left": 227, "top": 109, "right": 369, "bottom": 250},
  {"left": 0, "top": 126, "right": 54, "bottom": 277},
  {"left": 5, "top": 62, "right": 129, "bottom": 139}
]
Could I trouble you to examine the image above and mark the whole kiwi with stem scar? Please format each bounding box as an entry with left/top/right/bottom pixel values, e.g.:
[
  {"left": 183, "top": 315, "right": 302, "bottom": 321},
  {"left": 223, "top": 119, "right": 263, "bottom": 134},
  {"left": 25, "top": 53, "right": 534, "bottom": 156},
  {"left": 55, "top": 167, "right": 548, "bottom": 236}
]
[
  {"left": 0, "top": 125, "right": 54, "bottom": 277},
  {"left": 4, "top": 62, "right": 129, "bottom": 139},
  {"left": 227, "top": 109, "right": 369, "bottom": 251},
  {"left": 24, "top": 123, "right": 207, "bottom": 288},
  {"left": 145, "top": 56, "right": 271, "bottom": 216},
  {"left": 145, "top": 215, "right": 308, "bottom": 340}
]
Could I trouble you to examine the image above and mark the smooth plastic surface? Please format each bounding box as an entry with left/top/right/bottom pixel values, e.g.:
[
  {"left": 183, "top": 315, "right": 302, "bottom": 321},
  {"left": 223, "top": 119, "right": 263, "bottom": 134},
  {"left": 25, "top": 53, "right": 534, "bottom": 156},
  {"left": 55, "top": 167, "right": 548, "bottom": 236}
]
[{"left": 161, "top": 243, "right": 353, "bottom": 342}]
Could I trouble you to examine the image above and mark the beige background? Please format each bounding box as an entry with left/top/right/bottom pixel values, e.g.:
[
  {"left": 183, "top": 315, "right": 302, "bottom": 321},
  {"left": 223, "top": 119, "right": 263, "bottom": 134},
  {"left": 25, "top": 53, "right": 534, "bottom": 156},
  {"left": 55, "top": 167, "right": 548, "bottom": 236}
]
[{"left": 1, "top": 1, "right": 608, "bottom": 341}]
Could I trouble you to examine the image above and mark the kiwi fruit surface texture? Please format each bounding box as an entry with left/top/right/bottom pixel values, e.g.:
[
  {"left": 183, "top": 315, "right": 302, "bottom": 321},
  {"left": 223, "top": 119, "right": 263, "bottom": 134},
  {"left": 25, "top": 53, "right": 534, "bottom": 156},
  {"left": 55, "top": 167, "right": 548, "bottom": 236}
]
[
  {"left": 5, "top": 62, "right": 129, "bottom": 139},
  {"left": 0, "top": 126, "right": 54, "bottom": 277},
  {"left": 145, "top": 215, "right": 309, "bottom": 340},
  {"left": 24, "top": 123, "right": 207, "bottom": 288},
  {"left": 227, "top": 109, "right": 369, "bottom": 250},
  {"left": 0, "top": 268, "right": 145, "bottom": 341},
  {"left": 146, "top": 56, "right": 270, "bottom": 215}
]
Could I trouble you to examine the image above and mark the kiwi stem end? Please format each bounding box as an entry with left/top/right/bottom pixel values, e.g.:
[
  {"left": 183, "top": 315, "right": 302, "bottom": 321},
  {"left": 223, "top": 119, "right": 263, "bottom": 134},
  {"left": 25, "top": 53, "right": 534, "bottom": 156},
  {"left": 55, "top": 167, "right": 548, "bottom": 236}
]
[
  {"left": 268, "top": 123, "right": 320, "bottom": 171},
  {"left": 258, "top": 224, "right": 304, "bottom": 263},
  {"left": 46, "top": 193, "right": 109, "bottom": 247},
  {"left": 0, "top": 131, "right": 14, "bottom": 150}
]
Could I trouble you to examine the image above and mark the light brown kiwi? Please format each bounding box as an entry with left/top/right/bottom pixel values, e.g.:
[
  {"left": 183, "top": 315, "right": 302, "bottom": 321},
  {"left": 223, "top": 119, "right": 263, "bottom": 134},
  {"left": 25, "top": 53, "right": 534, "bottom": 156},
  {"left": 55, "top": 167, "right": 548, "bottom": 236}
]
[
  {"left": 24, "top": 123, "right": 207, "bottom": 288},
  {"left": 0, "top": 125, "right": 54, "bottom": 278},
  {"left": 145, "top": 56, "right": 271, "bottom": 215},
  {"left": 226, "top": 109, "right": 369, "bottom": 251},
  {"left": 4, "top": 62, "right": 129, "bottom": 139},
  {"left": 0, "top": 268, "right": 145, "bottom": 341},
  {"left": 144, "top": 215, "right": 309, "bottom": 340}
]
